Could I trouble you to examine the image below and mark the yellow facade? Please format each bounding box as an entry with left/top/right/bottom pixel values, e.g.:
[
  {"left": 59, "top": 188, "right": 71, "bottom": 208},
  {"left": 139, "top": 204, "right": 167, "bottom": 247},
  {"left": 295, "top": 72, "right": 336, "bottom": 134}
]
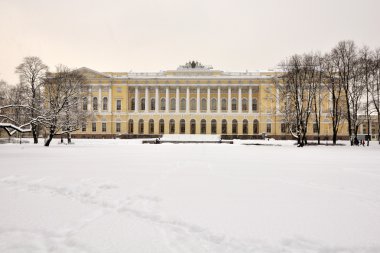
[{"left": 74, "top": 64, "right": 352, "bottom": 139}]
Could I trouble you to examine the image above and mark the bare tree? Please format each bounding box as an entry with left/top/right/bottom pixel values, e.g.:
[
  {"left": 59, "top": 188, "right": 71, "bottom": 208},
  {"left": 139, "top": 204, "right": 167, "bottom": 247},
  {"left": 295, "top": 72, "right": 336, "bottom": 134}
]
[
  {"left": 369, "top": 48, "right": 380, "bottom": 144},
  {"left": 15, "top": 56, "right": 48, "bottom": 144},
  {"left": 331, "top": 40, "right": 357, "bottom": 139},
  {"left": 42, "top": 65, "right": 89, "bottom": 147}
]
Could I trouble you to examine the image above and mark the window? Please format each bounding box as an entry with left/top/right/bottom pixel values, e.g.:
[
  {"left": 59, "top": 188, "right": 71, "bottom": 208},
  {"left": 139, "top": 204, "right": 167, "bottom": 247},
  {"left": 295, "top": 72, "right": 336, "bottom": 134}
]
[
  {"left": 313, "top": 123, "right": 318, "bottom": 133},
  {"left": 221, "top": 98, "right": 227, "bottom": 112},
  {"left": 116, "top": 100, "right": 121, "bottom": 111},
  {"left": 222, "top": 119, "right": 227, "bottom": 134},
  {"left": 243, "top": 119, "right": 248, "bottom": 134},
  {"left": 92, "top": 122, "right": 96, "bottom": 132},
  {"left": 93, "top": 97, "right": 98, "bottom": 111},
  {"left": 201, "top": 98, "right": 207, "bottom": 112},
  {"left": 252, "top": 99, "right": 258, "bottom": 112},
  {"left": 116, "top": 122, "right": 121, "bottom": 133},
  {"left": 211, "top": 98, "right": 217, "bottom": 111},
  {"left": 128, "top": 119, "right": 134, "bottom": 134},
  {"left": 190, "top": 98, "right": 196, "bottom": 111},
  {"left": 150, "top": 98, "right": 155, "bottom": 111},
  {"left": 266, "top": 123, "right": 271, "bottom": 133},
  {"left": 139, "top": 119, "right": 144, "bottom": 134},
  {"left": 140, "top": 98, "right": 145, "bottom": 111},
  {"left": 82, "top": 124, "right": 86, "bottom": 132},
  {"left": 232, "top": 98, "right": 237, "bottom": 112},
  {"left": 211, "top": 119, "right": 217, "bottom": 134},
  {"left": 201, "top": 119, "right": 206, "bottom": 134},
  {"left": 130, "top": 98, "right": 135, "bottom": 111},
  {"left": 180, "top": 119, "right": 185, "bottom": 134},
  {"left": 103, "top": 97, "right": 108, "bottom": 111},
  {"left": 232, "top": 119, "right": 238, "bottom": 134},
  {"left": 82, "top": 97, "right": 88, "bottom": 111},
  {"left": 253, "top": 119, "right": 259, "bottom": 134},
  {"left": 169, "top": 119, "right": 175, "bottom": 134},
  {"left": 180, "top": 98, "right": 186, "bottom": 111},
  {"left": 102, "top": 122, "right": 106, "bottom": 132},
  {"left": 149, "top": 119, "right": 154, "bottom": 134},
  {"left": 170, "top": 98, "right": 176, "bottom": 111},
  {"left": 159, "top": 119, "right": 164, "bottom": 134},
  {"left": 190, "top": 119, "right": 196, "bottom": 134},
  {"left": 242, "top": 99, "right": 248, "bottom": 112},
  {"left": 160, "top": 98, "right": 166, "bottom": 111},
  {"left": 281, "top": 123, "right": 287, "bottom": 133}
]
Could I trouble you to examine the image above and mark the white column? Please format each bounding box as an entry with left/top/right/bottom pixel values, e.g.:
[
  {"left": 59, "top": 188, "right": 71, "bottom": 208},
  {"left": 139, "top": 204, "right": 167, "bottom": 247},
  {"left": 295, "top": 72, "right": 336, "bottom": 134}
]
[
  {"left": 145, "top": 87, "right": 149, "bottom": 112},
  {"left": 276, "top": 86, "right": 280, "bottom": 114},
  {"left": 228, "top": 87, "right": 231, "bottom": 113},
  {"left": 196, "top": 87, "right": 200, "bottom": 113},
  {"left": 165, "top": 87, "right": 169, "bottom": 113},
  {"left": 186, "top": 87, "right": 190, "bottom": 113},
  {"left": 248, "top": 87, "right": 252, "bottom": 113},
  {"left": 238, "top": 87, "right": 242, "bottom": 113},
  {"left": 135, "top": 87, "right": 139, "bottom": 112},
  {"left": 155, "top": 87, "right": 159, "bottom": 113},
  {"left": 108, "top": 86, "right": 112, "bottom": 112},
  {"left": 176, "top": 87, "right": 180, "bottom": 113},
  {"left": 217, "top": 87, "right": 221, "bottom": 113},
  {"left": 98, "top": 86, "right": 101, "bottom": 111},
  {"left": 207, "top": 87, "right": 211, "bottom": 113}
]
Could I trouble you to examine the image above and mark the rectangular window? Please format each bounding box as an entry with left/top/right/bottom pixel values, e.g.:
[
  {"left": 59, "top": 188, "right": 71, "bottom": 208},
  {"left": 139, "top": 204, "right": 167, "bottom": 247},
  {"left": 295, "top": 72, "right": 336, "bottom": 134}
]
[
  {"left": 266, "top": 123, "right": 271, "bottom": 133},
  {"left": 116, "top": 122, "right": 121, "bottom": 133},
  {"left": 82, "top": 124, "right": 86, "bottom": 132},
  {"left": 313, "top": 123, "right": 318, "bottom": 133},
  {"left": 92, "top": 122, "right": 96, "bottom": 132},
  {"left": 281, "top": 123, "right": 286, "bottom": 133},
  {"left": 102, "top": 123, "right": 106, "bottom": 132},
  {"left": 116, "top": 100, "right": 121, "bottom": 111}
]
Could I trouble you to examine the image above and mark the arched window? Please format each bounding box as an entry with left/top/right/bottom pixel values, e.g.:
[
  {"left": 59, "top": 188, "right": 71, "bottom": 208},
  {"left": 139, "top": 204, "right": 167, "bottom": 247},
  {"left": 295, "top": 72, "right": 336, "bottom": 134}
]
[
  {"left": 170, "top": 98, "right": 176, "bottom": 111},
  {"left": 242, "top": 98, "right": 248, "bottom": 112},
  {"left": 232, "top": 119, "right": 238, "bottom": 134},
  {"left": 130, "top": 98, "right": 135, "bottom": 111},
  {"left": 221, "top": 98, "right": 227, "bottom": 112},
  {"left": 169, "top": 119, "right": 175, "bottom": 134},
  {"left": 211, "top": 98, "right": 217, "bottom": 112},
  {"left": 190, "top": 98, "right": 196, "bottom": 111},
  {"left": 211, "top": 119, "right": 217, "bottom": 134},
  {"left": 252, "top": 98, "right": 258, "bottom": 112},
  {"left": 201, "top": 98, "right": 207, "bottom": 112},
  {"left": 150, "top": 98, "right": 155, "bottom": 111},
  {"left": 149, "top": 119, "right": 154, "bottom": 134},
  {"left": 243, "top": 119, "right": 248, "bottom": 134},
  {"left": 103, "top": 97, "right": 108, "bottom": 111},
  {"left": 82, "top": 97, "right": 88, "bottom": 111},
  {"left": 180, "top": 98, "right": 186, "bottom": 111},
  {"left": 190, "top": 119, "right": 196, "bottom": 134},
  {"left": 93, "top": 97, "right": 98, "bottom": 111},
  {"left": 222, "top": 119, "right": 227, "bottom": 134},
  {"left": 201, "top": 119, "right": 206, "bottom": 134},
  {"left": 128, "top": 119, "right": 134, "bottom": 134},
  {"left": 231, "top": 98, "right": 237, "bottom": 112},
  {"left": 253, "top": 119, "right": 259, "bottom": 134},
  {"left": 139, "top": 119, "right": 144, "bottom": 134},
  {"left": 180, "top": 119, "right": 185, "bottom": 134},
  {"left": 140, "top": 98, "right": 145, "bottom": 111},
  {"left": 160, "top": 98, "right": 166, "bottom": 111},
  {"left": 159, "top": 119, "right": 164, "bottom": 134}
]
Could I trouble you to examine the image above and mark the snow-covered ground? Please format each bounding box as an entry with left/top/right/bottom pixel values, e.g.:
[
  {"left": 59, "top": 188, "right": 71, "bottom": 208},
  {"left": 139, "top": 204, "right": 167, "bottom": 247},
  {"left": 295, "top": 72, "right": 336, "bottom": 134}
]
[{"left": 0, "top": 139, "right": 380, "bottom": 253}]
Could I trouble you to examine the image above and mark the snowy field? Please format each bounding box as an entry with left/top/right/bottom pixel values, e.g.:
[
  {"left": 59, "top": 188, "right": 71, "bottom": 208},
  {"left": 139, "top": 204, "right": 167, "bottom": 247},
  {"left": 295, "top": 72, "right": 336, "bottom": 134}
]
[{"left": 0, "top": 139, "right": 380, "bottom": 253}]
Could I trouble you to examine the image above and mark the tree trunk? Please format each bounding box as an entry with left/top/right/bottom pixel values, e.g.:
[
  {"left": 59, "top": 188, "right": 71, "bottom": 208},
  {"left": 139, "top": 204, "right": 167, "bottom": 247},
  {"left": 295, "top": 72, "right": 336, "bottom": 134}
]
[
  {"left": 32, "top": 124, "right": 38, "bottom": 144},
  {"left": 332, "top": 131, "right": 337, "bottom": 145},
  {"left": 67, "top": 132, "right": 71, "bottom": 144},
  {"left": 44, "top": 127, "right": 55, "bottom": 147}
]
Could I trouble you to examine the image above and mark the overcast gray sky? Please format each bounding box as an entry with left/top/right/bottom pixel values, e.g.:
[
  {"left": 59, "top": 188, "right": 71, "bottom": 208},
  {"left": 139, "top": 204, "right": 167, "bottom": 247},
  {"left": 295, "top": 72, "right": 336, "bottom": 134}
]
[{"left": 1, "top": 0, "right": 379, "bottom": 83}]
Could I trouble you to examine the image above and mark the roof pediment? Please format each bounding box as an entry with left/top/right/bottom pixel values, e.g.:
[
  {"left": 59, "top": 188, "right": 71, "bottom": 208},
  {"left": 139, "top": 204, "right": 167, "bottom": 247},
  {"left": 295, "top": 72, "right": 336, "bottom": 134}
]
[{"left": 77, "top": 67, "right": 110, "bottom": 79}]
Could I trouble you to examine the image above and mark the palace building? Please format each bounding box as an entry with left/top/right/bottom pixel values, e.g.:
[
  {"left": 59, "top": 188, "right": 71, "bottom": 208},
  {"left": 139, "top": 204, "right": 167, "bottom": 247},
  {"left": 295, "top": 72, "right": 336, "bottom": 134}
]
[{"left": 74, "top": 61, "right": 375, "bottom": 140}]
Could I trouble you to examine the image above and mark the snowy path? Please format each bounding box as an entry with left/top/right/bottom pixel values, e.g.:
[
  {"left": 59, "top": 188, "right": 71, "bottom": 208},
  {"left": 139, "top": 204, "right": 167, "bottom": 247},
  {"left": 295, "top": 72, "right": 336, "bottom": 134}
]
[{"left": 0, "top": 139, "right": 380, "bottom": 252}]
